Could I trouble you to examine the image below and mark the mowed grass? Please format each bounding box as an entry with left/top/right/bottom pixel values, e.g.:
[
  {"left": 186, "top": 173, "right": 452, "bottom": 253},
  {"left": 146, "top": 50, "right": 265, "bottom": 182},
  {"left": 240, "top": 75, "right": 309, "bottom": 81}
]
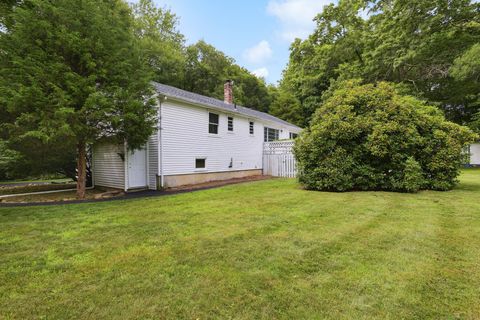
[{"left": 1, "top": 170, "right": 480, "bottom": 319}]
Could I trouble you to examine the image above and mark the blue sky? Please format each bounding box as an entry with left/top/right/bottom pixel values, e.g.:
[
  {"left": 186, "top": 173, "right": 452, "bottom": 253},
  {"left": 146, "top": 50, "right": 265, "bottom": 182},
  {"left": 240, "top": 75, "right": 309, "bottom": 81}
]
[{"left": 153, "top": 0, "right": 333, "bottom": 84}]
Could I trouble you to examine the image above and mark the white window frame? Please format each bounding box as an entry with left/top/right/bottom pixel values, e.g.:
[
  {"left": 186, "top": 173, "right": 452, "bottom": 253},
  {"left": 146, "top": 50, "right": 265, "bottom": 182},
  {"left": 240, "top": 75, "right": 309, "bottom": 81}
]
[
  {"left": 208, "top": 112, "right": 219, "bottom": 134},
  {"left": 227, "top": 116, "right": 234, "bottom": 132},
  {"left": 264, "top": 127, "right": 279, "bottom": 142}
]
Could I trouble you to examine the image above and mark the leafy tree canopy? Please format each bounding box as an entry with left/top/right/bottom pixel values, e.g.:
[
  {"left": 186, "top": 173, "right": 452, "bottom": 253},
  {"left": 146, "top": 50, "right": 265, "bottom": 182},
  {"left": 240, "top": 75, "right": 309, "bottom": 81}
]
[
  {"left": 0, "top": 0, "right": 156, "bottom": 197},
  {"left": 278, "top": 0, "right": 480, "bottom": 130},
  {"left": 269, "top": 90, "right": 303, "bottom": 127},
  {"left": 184, "top": 40, "right": 273, "bottom": 112},
  {"left": 132, "top": 0, "right": 186, "bottom": 88},
  {"left": 0, "top": 0, "right": 275, "bottom": 186}
]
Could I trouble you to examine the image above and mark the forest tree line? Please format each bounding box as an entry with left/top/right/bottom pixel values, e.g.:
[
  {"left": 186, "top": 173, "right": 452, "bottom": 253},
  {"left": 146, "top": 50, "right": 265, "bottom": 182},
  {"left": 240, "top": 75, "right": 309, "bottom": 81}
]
[
  {"left": 0, "top": 0, "right": 275, "bottom": 181},
  {"left": 0, "top": 0, "right": 479, "bottom": 182}
]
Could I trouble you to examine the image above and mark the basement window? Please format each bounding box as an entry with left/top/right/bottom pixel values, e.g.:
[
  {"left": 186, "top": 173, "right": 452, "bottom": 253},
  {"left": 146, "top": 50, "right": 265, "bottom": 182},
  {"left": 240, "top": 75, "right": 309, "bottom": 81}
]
[
  {"left": 228, "top": 116, "right": 234, "bottom": 131},
  {"left": 195, "top": 158, "right": 206, "bottom": 169},
  {"left": 249, "top": 121, "right": 254, "bottom": 135},
  {"left": 209, "top": 113, "right": 219, "bottom": 134}
]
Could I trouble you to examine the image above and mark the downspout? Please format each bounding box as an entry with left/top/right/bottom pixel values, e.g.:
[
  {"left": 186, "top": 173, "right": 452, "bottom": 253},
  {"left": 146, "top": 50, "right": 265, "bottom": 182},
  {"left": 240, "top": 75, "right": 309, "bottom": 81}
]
[{"left": 124, "top": 141, "right": 128, "bottom": 192}]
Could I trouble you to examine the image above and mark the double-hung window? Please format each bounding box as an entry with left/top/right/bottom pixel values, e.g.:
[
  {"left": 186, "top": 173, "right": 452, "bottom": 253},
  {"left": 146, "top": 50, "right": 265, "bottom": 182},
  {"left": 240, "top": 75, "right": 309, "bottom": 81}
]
[
  {"left": 209, "top": 113, "right": 219, "bottom": 134},
  {"left": 228, "top": 116, "right": 234, "bottom": 131},
  {"left": 264, "top": 127, "right": 279, "bottom": 142},
  {"left": 249, "top": 121, "right": 254, "bottom": 135},
  {"left": 289, "top": 132, "right": 298, "bottom": 139}
]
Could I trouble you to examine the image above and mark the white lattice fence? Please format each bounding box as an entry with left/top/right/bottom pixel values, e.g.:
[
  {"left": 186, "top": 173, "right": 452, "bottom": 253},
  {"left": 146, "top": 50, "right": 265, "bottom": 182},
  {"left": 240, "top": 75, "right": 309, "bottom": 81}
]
[{"left": 263, "top": 141, "right": 297, "bottom": 178}]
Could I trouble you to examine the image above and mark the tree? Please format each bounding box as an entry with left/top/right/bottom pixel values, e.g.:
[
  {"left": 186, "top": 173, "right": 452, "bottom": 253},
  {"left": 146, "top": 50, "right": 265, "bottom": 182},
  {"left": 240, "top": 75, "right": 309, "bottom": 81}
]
[
  {"left": 132, "top": 0, "right": 186, "bottom": 88},
  {"left": 294, "top": 80, "right": 477, "bottom": 192},
  {"left": 269, "top": 91, "right": 303, "bottom": 127},
  {"left": 0, "top": 0, "right": 156, "bottom": 198},
  {"left": 363, "top": 0, "right": 480, "bottom": 126},
  {"left": 184, "top": 40, "right": 233, "bottom": 99},
  {"left": 0, "top": 0, "right": 20, "bottom": 30},
  {"left": 451, "top": 43, "right": 480, "bottom": 82},
  {"left": 280, "top": 0, "right": 480, "bottom": 129},
  {"left": 184, "top": 40, "right": 274, "bottom": 112},
  {"left": 280, "top": 0, "right": 367, "bottom": 125},
  {"left": 450, "top": 43, "right": 480, "bottom": 132},
  {"left": 0, "top": 140, "right": 22, "bottom": 180}
]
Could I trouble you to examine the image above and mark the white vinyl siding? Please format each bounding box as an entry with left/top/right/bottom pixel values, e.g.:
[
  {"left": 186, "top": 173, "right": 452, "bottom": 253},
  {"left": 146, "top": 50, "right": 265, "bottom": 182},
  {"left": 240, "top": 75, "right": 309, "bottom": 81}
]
[
  {"left": 92, "top": 143, "right": 125, "bottom": 189},
  {"left": 147, "top": 131, "right": 158, "bottom": 189},
  {"left": 470, "top": 143, "right": 480, "bottom": 165},
  {"left": 161, "top": 101, "right": 269, "bottom": 175}
]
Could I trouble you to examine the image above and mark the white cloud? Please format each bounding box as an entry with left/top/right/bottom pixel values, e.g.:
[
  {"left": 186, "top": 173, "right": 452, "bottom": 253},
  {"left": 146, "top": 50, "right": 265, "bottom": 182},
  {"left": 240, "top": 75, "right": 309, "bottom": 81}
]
[
  {"left": 252, "top": 67, "right": 269, "bottom": 79},
  {"left": 243, "top": 40, "right": 273, "bottom": 64},
  {"left": 267, "top": 0, "right": 332, "bottom": 41}
]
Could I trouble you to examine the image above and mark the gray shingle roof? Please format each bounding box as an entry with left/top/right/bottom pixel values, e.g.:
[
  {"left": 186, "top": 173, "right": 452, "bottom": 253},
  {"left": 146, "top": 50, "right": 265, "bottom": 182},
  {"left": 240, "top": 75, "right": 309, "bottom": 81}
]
[{"left": 153, "top": 82, "right": 301, "bottom": 130}]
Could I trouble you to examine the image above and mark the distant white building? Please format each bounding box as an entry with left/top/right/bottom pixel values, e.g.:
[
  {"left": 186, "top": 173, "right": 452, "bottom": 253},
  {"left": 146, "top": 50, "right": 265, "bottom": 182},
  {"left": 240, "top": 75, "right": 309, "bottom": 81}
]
[
  {"left": 468, "top": 143, "right": 480, "bottom": 166},
  {"left": 92, "top": 81, "right": 301, "bottom": 191}
]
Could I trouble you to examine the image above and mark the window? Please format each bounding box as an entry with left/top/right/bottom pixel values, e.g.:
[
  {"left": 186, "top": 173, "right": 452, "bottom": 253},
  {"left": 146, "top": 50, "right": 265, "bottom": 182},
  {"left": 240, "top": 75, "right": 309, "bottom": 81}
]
[
  {"left": 264, "top": 127, "right": 279, "bottom": 142},
  {"left": 249, "top": 121, "right": 254, "bottom": 135},
  {"left": 209, "top": 113, "right": 219, "bottom": 134},
  {"left": 228, "top": 116, "right": 234, "bottom": 131},
  {"left": 289, "top": 132, "right": 298, "bottom": 139},
  {"left": 195, "top": 158, "right": 206, "bottom": 169}
]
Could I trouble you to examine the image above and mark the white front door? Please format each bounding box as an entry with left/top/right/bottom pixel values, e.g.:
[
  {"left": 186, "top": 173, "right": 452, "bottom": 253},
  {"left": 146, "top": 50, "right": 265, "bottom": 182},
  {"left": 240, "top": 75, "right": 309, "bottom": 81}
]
[{"left": 128, "top": 148, "right": 147, "bottom": 189}]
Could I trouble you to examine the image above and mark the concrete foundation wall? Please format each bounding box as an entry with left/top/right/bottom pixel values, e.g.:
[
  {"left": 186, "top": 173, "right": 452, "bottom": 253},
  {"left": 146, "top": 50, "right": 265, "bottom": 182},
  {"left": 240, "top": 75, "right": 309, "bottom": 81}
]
[{"left": 162, "top": 169, "right": 263, "bottom": 188}]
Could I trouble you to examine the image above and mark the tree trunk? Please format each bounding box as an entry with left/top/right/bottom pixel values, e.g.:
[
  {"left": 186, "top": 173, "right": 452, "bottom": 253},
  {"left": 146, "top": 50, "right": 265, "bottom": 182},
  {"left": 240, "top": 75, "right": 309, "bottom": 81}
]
[{"left": 76, "top": 141, "right": 87, "bottom": 199}]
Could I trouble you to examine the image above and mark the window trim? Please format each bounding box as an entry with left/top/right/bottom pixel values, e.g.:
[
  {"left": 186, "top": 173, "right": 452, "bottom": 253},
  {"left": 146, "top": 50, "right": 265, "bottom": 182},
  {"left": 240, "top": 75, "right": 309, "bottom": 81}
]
[
  {"left": 264, "top": 127, "right": 280, "bottom": 142},
  {"left": 195, "top": 157, "right": 206, "bottom": 169},
  {"left": 208, "top": 112, "right": 219, "bottom": 134}
]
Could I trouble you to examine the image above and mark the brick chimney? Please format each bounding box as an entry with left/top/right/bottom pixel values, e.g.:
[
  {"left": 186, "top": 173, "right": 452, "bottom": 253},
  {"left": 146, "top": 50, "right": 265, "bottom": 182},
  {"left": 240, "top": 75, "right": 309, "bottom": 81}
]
[{"left": 224, "top": 80, "right": 233, "bottom": 104}]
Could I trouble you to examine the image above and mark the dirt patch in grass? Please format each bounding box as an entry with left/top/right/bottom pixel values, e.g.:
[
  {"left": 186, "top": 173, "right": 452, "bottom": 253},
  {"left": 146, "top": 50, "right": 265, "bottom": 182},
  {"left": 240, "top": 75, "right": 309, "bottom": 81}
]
[
  {"left": 0, "top": 176, "right": 271, "bottom": 204},
  {"left": 0, "top": 183, "right": 77, "bottom": 196},
  {"left": 0, "top": 188, "right": 121, "bottom": 203}
]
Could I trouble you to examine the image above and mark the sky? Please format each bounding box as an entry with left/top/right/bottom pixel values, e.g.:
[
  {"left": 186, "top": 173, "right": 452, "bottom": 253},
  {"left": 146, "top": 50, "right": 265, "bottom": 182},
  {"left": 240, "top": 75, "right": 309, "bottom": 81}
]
[{"left": 154, "top": 0, "right": 334, "bottom": 84}]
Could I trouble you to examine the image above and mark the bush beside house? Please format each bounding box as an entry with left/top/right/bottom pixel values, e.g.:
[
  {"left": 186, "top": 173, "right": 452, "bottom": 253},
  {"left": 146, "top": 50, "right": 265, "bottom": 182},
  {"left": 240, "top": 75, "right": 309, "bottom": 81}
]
[{"left": 294, "top": 80, "right": 478, "bottom": 192}]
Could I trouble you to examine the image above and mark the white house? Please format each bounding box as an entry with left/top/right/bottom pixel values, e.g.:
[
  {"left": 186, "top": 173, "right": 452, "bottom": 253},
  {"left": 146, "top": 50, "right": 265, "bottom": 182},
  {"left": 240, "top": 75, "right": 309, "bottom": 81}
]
[
  {"left": 468, "top": 143, "right": 480, "bottom": 166},
  {"left": 92, "top": 81, "right": 302, "bottom": 191}
]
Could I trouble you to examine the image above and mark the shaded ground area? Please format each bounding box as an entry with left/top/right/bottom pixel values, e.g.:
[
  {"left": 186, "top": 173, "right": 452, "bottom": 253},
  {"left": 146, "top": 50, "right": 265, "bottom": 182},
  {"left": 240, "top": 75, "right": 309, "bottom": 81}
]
[
  {"left": 0, "top": 178, "right": 73, "bottom": 187},
  {"left": 0, "top": 188, "right": 105, "bottom": 203},
  {"left": 0, "top": 175, "right": 271, "bottom": 205},
  {"left": 0, "top": 183, "right": 77, "bottom": 196},
  {"left": 0, "top": 169, "right": 479, "bottom": 319}
]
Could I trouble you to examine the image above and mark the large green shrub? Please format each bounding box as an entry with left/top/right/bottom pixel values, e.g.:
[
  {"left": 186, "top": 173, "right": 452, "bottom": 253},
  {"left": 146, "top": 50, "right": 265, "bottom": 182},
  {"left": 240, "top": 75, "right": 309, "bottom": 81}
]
[{"left": 294, "top": 80, "right": 477, "bottom": 192}]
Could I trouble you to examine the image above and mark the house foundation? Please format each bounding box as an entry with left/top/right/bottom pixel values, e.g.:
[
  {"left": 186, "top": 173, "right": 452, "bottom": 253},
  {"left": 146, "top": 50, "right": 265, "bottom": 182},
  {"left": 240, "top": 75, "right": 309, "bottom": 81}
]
[{"left": 160, "top": 169, "right": 263, "bottom": 188}]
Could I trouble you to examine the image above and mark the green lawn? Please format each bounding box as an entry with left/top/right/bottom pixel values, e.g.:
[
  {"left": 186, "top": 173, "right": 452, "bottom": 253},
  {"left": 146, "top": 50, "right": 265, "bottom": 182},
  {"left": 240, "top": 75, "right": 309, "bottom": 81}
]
[{"left": 1, "top": 170, "right": 480, "bottom": 319}]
